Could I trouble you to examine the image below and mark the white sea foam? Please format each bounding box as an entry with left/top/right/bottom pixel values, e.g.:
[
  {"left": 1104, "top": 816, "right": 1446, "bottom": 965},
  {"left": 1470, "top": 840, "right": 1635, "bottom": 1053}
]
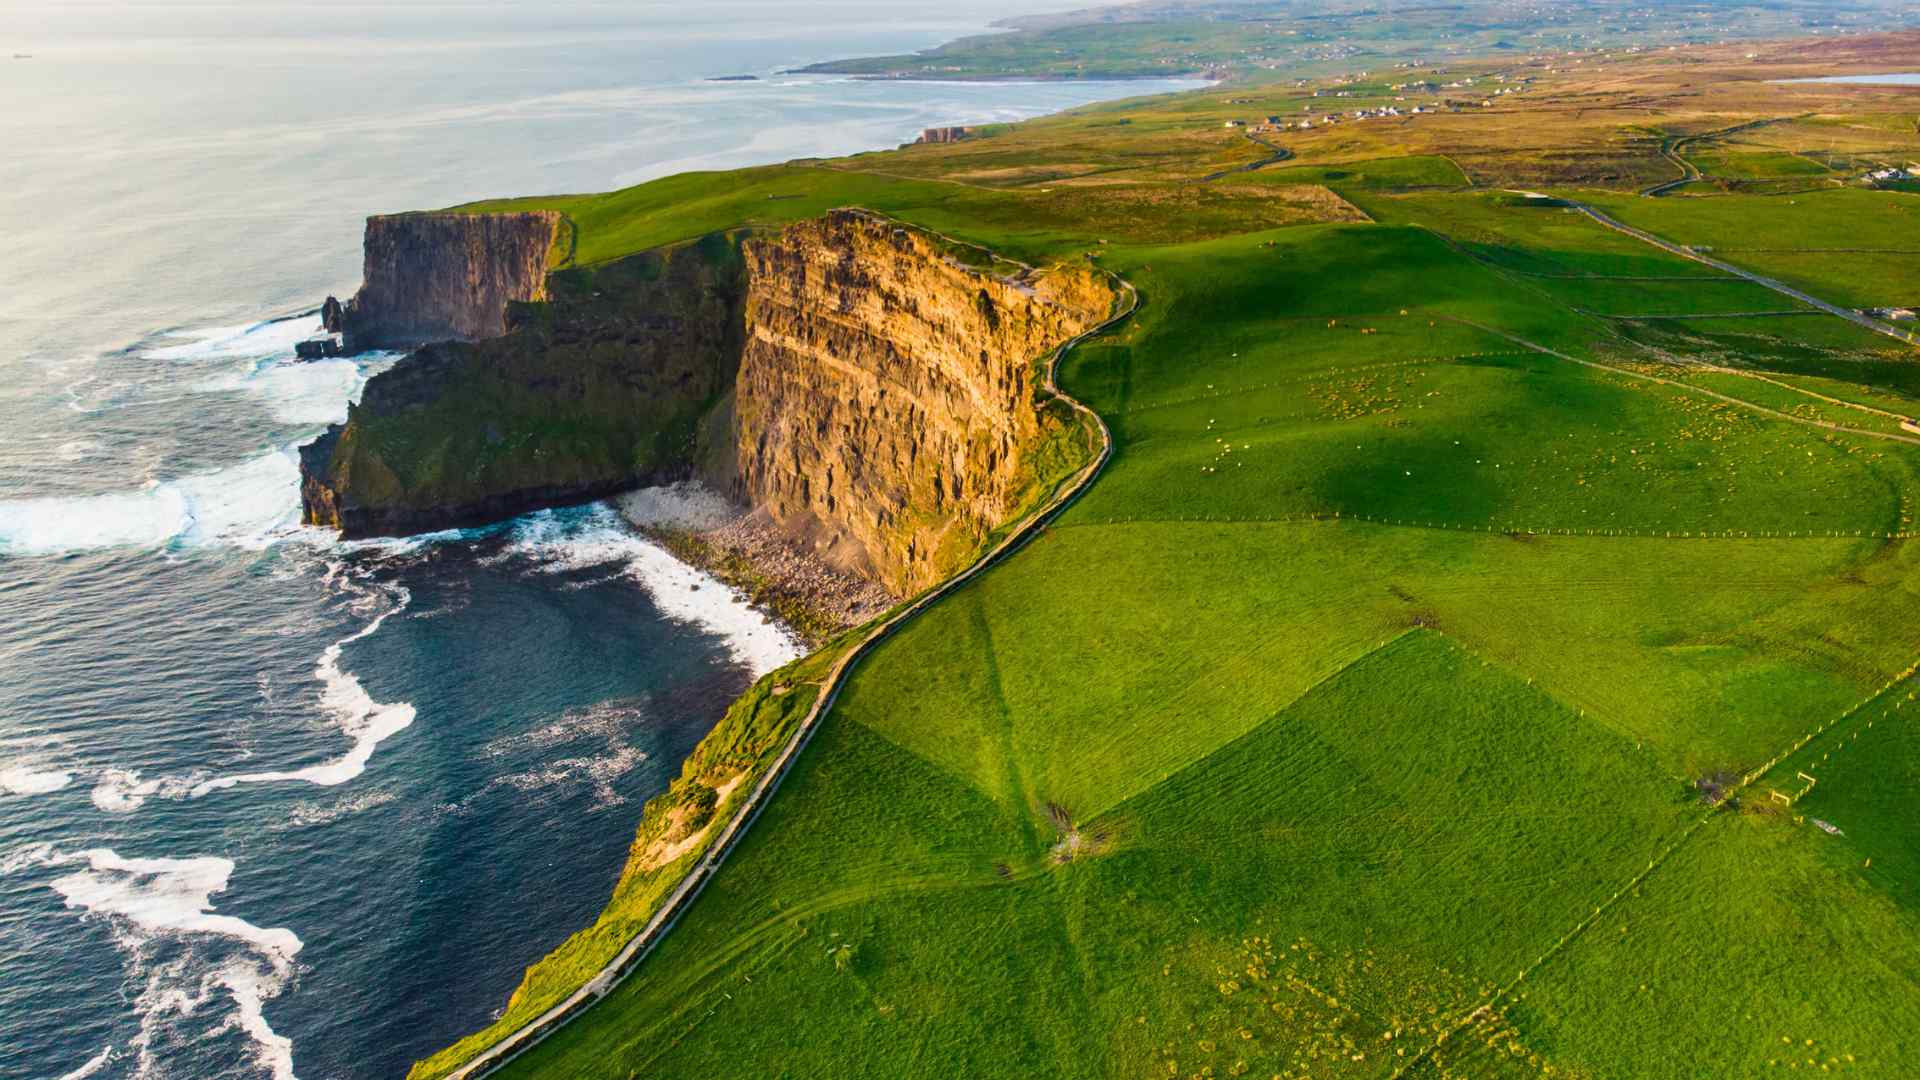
[
  {"left": 483, "top": 700, "right": 643, "bottom": 756},
  {"left": 193, "top": 347, "right": 397, "bottom": 428},
  {"left": 5, "top": 847, "right": 303, "bottom": 1080},
  {"left": 56, "top": 1044, "right": 115, "bottom": 1080},
  {"left": 3, "top": 312, "right": 392, "bottom": 556},
  {"left": 485, "top": 743, "right": 650, "bottom": 809},
  {"left": 477, "top": 701, "right": 651, "bottom": 809},
  {"left": 143, "top": 317, "right": 322, "bottom": 363},
  {"left": 89, "top": 573, "right": 415, "bottom": 814},
  {"left": 0, "top": 762, "right": 74, "bottom": 796},
  {"left": 0, "top": 448, "right": 312, "bottom": 554},
  {"left": 216, "top": 957, "right": 299, "bottom": 1080},
  {"left": 90, "top": 768, "right": 199, "bottom": 814},
  {"left": 191, "top": 576, "right": 415, "bottom": 797},
  {"left": 507, "top": 502, "right": 800, "bottom": 677}
]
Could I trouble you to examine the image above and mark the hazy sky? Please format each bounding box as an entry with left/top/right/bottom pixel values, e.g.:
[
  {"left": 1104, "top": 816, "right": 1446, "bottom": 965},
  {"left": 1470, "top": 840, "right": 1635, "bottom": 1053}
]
[{"left": 3, "top": 1, "right": 1102, "bottom": 48}]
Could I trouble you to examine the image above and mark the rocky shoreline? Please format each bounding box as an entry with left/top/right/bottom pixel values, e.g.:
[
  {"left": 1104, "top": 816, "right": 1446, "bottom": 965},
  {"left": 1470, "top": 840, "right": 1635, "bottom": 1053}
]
[{"left": 616, "top": 484, "right": 895, "bottom": 648}]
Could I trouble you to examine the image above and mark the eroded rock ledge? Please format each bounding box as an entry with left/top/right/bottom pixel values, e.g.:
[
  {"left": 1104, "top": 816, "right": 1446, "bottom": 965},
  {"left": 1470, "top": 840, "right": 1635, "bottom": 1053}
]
[{"left": 301, "top": 210, "right": 1117, "bottom": 597}]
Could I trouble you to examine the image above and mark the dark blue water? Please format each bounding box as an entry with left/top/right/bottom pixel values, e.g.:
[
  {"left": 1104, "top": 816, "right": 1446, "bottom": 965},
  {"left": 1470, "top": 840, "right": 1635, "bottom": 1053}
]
[
  {"left": 0, "top": 4, "right": 1202, "bottom": 1078},
  {"left": 1, "top": 517, "right": 766, "bottom": 1080}
]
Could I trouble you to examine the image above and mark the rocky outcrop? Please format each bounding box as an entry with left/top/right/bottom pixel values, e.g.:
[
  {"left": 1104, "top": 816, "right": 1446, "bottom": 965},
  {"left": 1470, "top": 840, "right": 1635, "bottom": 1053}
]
[
  {"left": 300, "top": 211, "right": 1117, "bottom": 593},
  {"left": 717, "top": 211, "right": 1115, "bottom": 593},
  {"left": 301, "top": 233, "right": 747, "bottom": 537},
  {"left": 333, "top": 211, "right": 564, "bottom": 353}
]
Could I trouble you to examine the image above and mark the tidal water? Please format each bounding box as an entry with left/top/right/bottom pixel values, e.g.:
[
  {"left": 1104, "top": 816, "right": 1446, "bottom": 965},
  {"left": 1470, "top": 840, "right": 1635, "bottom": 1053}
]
[{"left": 0, "top": 4, "right": 1201, "bottom": 1078}]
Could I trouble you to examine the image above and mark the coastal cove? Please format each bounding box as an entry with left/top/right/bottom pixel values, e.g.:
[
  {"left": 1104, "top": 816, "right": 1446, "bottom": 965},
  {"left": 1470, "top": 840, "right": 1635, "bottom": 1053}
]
[{"left": 0, "top": 5, "right": 1205, "bottom": 1079}]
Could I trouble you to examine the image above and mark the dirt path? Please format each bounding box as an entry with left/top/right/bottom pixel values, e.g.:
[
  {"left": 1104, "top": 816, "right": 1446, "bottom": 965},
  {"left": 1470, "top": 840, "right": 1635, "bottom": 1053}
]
[{"left": 1639, "top": 117, "right": 1800, "bottom": 196}]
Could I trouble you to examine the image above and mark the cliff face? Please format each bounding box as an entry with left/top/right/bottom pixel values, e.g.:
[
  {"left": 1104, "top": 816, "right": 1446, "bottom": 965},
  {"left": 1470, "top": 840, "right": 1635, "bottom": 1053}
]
[
  {"left": 302, "top": 233, "right": 747, "bottom": 537},
  {"left": 338, "top": 211, "right": 564, "bottom": 352},
  {"left": 301, "top": 211, "right": 1117, "bottom": 593},
  {"left": 719, "top": 211, "right": 1115, "bottom": 593}
]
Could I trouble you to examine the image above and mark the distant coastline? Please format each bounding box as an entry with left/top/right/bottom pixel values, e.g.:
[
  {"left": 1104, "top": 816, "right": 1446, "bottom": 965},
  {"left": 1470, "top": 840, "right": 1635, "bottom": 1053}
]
[{"left": 782, "top": 69, "right": 1213, "bottom": 82}]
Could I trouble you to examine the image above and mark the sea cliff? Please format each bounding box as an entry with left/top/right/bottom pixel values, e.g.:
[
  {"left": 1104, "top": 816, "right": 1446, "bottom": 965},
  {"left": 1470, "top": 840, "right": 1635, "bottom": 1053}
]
[
  {"left": 301, "top": 209, "right": 1117, "bottom": 595},
  {"left": 332, "top": 211, "right": 566, "bottom": 353},
  {"left": 719, "top": 213, "right": 1114, "bottom": 593},
  {"left": 302, "top": 231, "right": 746, "bottom": 537}
]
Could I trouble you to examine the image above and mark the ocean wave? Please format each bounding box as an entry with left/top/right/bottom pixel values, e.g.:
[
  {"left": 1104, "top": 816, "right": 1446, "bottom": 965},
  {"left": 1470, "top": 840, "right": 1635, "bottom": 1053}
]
[
  {"left": 194, "top": 356, "right": 375, "bottom": 427},
  {"left": 142, "top": 317, "right": 323, "bottom": 364},
  {"left": 505, "top": 503, "right": 800, "bottom": 677},
  {"left": 91, "top": 768, "right": 200, "bottom": 814},
  {"left": 191, "top": 572, "right": 416, "bottom": 797},
  {"left": 0, "top": 761, "right": 75, "bottom": 796},
  {"left": 482, "top": 743, "right": 649, "bottom": 810},
  {"left": 473, "top": 700, "right": 654, "bottom": 810},
  {"left": 4, "top": 846, "right": 303, "bottom": 1080},
  {"left": 4, "top": 311, "right": 396, "bottom": 556},
  {"left": 87, "top": 570, "right": 415, "bottom": 815},
  {"left": 482, "top": 700, "right": 645, "bottom": 757},
  {"left": 0, "top": 448, "right": 315, "bottom": 554}
]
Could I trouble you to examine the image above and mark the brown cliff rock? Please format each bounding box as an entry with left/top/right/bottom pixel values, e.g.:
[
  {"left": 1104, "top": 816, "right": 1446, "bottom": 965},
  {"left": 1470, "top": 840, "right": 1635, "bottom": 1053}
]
[
  {"left": 714, "top": 210, "right": 1116, "bottom": 594},
  {"left": 340, "top": 211, "right": 563, "bottom": 352},
  {"left": 300, "top": 210, "right": 1117, "bottom": 598}
]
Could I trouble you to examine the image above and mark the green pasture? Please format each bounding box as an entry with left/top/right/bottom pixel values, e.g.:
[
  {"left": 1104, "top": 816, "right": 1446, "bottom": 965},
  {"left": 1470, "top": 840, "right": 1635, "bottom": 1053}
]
[
  {"left": 1373, "top": 192, "right": 1732, "bottom": 279},
  {"left": 1253, "top": 154, "right": 1473, "bottom": 192},
  {"left": 1689, "top": 149, "right": 1834, "bottom": 179},
  {"left": 444, "top": 163, "right": 1920, "bottom": 1079},
  {"left": 1580, "top": 188, "right": 1920, "bottom": 309}
]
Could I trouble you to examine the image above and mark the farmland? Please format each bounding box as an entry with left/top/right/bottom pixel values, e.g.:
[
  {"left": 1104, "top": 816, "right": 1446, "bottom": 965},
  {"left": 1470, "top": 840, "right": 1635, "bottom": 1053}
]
[{"left": 419, "top": 30, "right": 1920, "bottom": 1080}]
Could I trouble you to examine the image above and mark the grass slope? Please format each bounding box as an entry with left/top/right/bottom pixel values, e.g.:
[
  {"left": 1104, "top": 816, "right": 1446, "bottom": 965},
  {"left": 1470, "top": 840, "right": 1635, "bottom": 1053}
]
[{"left": 456, "top": 142, "right": 1920, "bottom": 1079}]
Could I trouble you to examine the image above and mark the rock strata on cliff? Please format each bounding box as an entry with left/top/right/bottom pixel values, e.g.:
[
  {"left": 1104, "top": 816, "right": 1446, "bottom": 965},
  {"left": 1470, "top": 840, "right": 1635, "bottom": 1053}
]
[
  {"left": 717, "top": 210, "right": 1116, "bottom": 594},
  {"left": 334, "top": 211, "right": 564, "bottom": 353}
]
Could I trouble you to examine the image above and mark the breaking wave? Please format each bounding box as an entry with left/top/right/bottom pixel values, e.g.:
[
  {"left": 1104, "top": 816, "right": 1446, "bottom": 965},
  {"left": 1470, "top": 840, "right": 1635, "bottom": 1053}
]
[
  {"left": 4, "top": 846, "right": 303, "bottom": 1080},
  {"left": 0, "top": 761, "right": 75, "bottom": 796},
  {"left": 1, "top": 314, "right": 394, "bottom": 556},
  {"left": 90, "top": 569, "right": 415, "bottom": 812},
  {"left": 142, "top": 318, "right": 324, "bottom": 364},
  {"left": 505, "top": 503, "right": 801, "bottom": 677},
  {"left": 56, "top": 1044, "right": 116, "bottom": 1080},
  {"left": 0, "top": 449, "right": 311, "bottom": 554}
]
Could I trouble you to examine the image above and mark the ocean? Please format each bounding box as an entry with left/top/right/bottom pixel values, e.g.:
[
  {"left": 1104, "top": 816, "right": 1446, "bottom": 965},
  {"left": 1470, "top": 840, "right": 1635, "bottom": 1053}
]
[{"left": 0, "top": 4, "right": 1202, "bottom": 1078}]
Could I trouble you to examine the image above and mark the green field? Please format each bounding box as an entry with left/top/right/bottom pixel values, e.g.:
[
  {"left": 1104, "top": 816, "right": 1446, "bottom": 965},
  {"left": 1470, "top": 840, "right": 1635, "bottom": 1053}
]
[
  {"left": 1581, "top": 188, "right": 1920, "bottom": 309},
  {"left": 410, "top": 128, "right": 1920, "bottom": 1077},
  {"left": 1689, "top": 149, "right": 1835, "bottom": 180}
]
